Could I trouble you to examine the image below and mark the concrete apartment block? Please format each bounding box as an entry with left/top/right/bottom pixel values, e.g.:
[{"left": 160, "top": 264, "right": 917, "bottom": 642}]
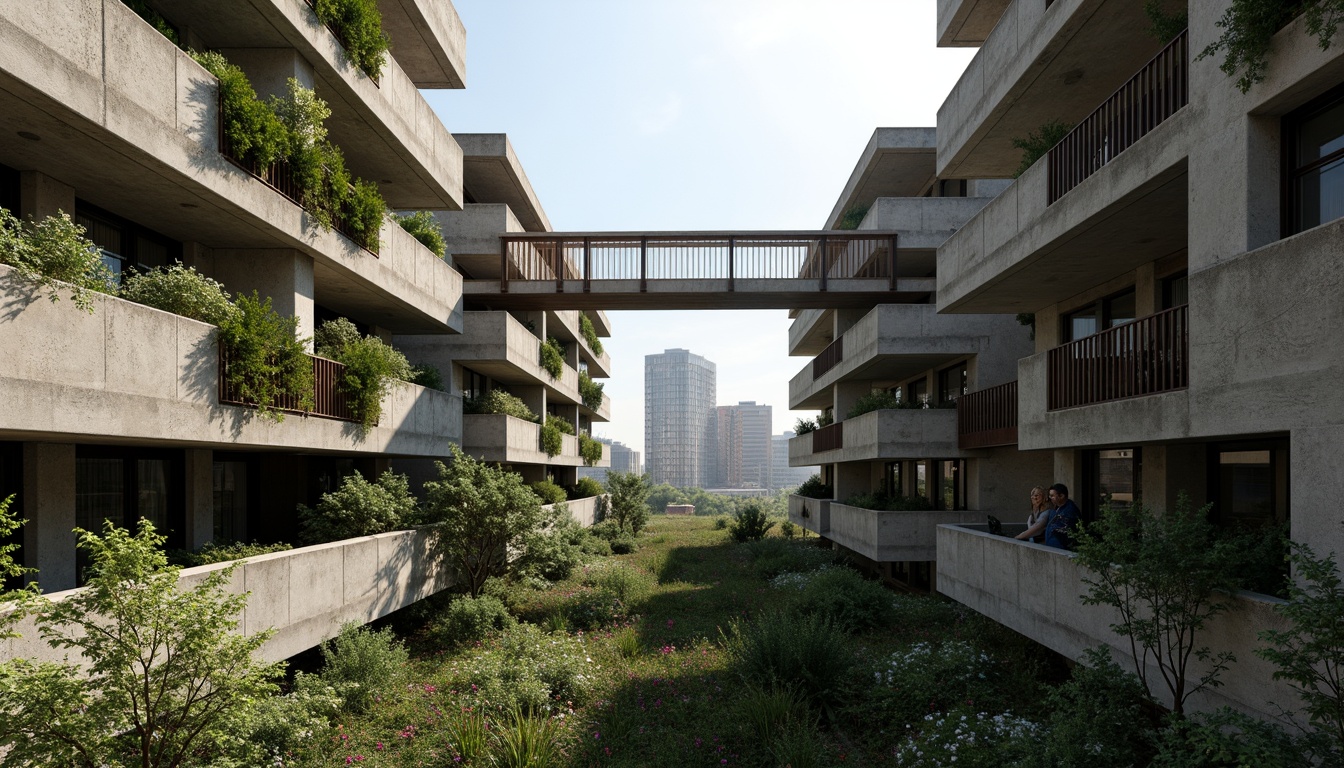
[
  {"left": 375, "top": 0, "right": 468, "bottom": 89},
  {"left": 788, "top": 495, "right": 831, "bottom": 536},
  {"left": 936, "top": 0, "right": 1011, "bottom": 48}
]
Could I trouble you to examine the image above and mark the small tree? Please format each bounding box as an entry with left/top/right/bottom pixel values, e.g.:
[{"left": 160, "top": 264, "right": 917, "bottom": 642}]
[
  {"left": 729, "top": 502, "right": 775, "bottom": 543},
  {"left": 1074, "top": 495, "right": 1242, "bottom": 716},
  {"left": 422, "top": 446, "right": 547, "bottom": 597},
  {"left": 605, "top": 471, "right": 650, "bottom": 535},
  {"left": 0, "top": 519, "right": 281, "bottom": 767},
  {"left": 297, "top": 470, "right": 419, "bottom": 544}
]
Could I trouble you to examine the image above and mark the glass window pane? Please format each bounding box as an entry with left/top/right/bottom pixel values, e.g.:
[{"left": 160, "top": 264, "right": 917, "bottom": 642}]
[
  {"left": 137, "top": 459, "right": 169, "bottom": 532},
  {"left": 1097, "top": 448, "right": 1136, "bottom": 514},
  {"left": 1107, "top": 291, "right": 1136, "bottom": 328},
  {"left": 1296, "top": 155, "right": 1344, "bottom": 232},
  {"left": 915, "top": 462, "right": 928, "bottom": 498},
  {"left": 76, "top": 457, "right": 124, "bottom": 532},
  {"left": 1218, "top": 450, "right": 1274, "bottom": 525},
  {"left": 213, "top": 461, "right": 248, "bottom": 543},
  {"left": 135, "top": 235, "right": 169, "bottom": 272},
  {"left": 1297, "top": 99, "right": 1344, "bottom": 166},
  {"left": 1164, "top": 274, "right": 1189, "bottom": 309}
]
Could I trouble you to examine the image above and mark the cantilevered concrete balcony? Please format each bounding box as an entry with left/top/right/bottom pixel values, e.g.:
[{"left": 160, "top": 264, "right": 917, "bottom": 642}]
[
  {"left": 463, "top": 414, "right": 611, "bottom": 468},
  {"left": 0, "top": 0, "right": 462, "bottom": 333},
  {"left": 788, "top": 409, "right": 967, "bottom": 467},
  {"left": 936, "top": 0, "right": 1179, "bottom": 180},
  {"left": 790, "top": 303, "right": 1026, "bottom": 409},
  {"left": 376, "top": 0, "right": 467, "bottom": 88},
  {"left": 937, "top": 0, "right": 1011, "bottom": 47},
  {"left": 152, "top": 0, "right": 464, "bottom": 209},
  {"left": 548, "top": 309, "right": 613, "bottom": 378},
  {"left": 828, "top": 503, "right": 983, "bottom": 562},
  {"left": 937, "top": 523, "right": 1299, "bottom": 719},
  {"left": 788, "top": 495, "right": 831, "bottom": 537},
  {"left": 455, "top": 134, "right": 550, "bottom": 233},
  {"left": 0, "top": 268, "right": 461, "bottom": 456}
]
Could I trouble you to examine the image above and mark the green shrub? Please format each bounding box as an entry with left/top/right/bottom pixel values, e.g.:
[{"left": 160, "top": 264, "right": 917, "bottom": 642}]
[
  {"left": 312, "top": 0, "right": 390, "bottom": 80},
  {"left": 395, "top": 210, "right": 446, "bottom": 258},
  {"left": 729, "top": 502, "right": 775, "bottom": 543},
  {"left": 0, "top": 208, "right": 114, "bottom": 313},
  {"left": 726, "top": 610, "right": 852, "bottom": 711},
  {"left": 518, "top": 504, "right": 588, "bottom": 583},
  {"left": 547, "top": 414, "right": 576, "bottom": 435},
  {"left": 217, "top": 291, "right": 314, "bottom": 421},
  {"left": 529, "top": 478, "right": 567, "bottom": 505},
  {"left": 867, "top": 640, "right": 1007, "bottom": 729},
  {"left": 793, "top": 417, "right": 817, "bottom": 435},
  {"left": 584, "top": 561, "right": 654, "bottom": 606},
  {"left": 836, "top": 202, "right": 871, "bottom": 230},
  {"left": 605, "top": 471, "right": 650, "bottom": 535},
  {"left": 608, "top": 534, "right": 638, "bottom": 555},
  {"left": 539, "top": 337, "right": 565, "bottom": 379},
  {"left": 313, "top": 316, "right": 362, "bottom": 356},
  {"left": 780, "top": 520, "right": 797, "bottom": 539},
  {"left": 343, "top": 178, "right": 385, "bottom": 252},
  {"left": 1026, "top": 647, "right": 1156, "bottom": 768},
  {"left": 235, "top": 673, "right": 341, "bottom": 765},
  {"left": 791, "top": 567, "right": 895, "bottom": 633},
  {"left": 119, "top": 264, "right": 235, "bottom": 325},
  {"left": 579, "top": 312, "right": 604, "bottom": 356},
  {"left": 314, "top": 318, "right": 413, "bottom": 428},
  {"left": 1198, "top": 0, "right": 1314, "bottom": 93},
  {"left": 843, "top": 492, "right": 933, "bottom": 512},
  {"left": 491, "top": 707, "right": 564, "bottom": 767},
  {"left": 297, "top": 470, "right": 418, "bottom": 544},
  {"left": 846, "top": 389, "right": 901, "bottom": 418},
  {"left": 739, "top": 685, "right": 810, "bottom": 743},
  {"left": 1152, "top": 707, "right": 1313, "bottom": 767},
  {"left": 580, "top": 535, "right": 612, "bottom": 557},
  {"left": 578, "top": 369, "right": 605, "bottom": 410},
  {"left": 166, "top": 540, "right": 292, "bottom": 567},
  {"left": 817, "top": 410, "right": 834, "bottom": 427},
  {"left": 315, "top": 622, "right": 408, "bottom": 714},
  {"left": 1011, "top": 120, "right": 1072, "bottom": 178},
  {"left": 192, "top": 51, "right": 288, "bottom": 168},
  {"left": 453, "top": 623, "right": 592, "bottom": 714},
  {"left": 433, "top": 594, "right": 516, "bottom": 647},
  {"left": 121, "top": 0, "right": 179, "bottom": 45},
  {"left": 578, "top": 433, "right": 604, "bottom": 467},
  {"left": 747, "top": 538, "right": 837, "bottom": 581},
  {"left": 465, "top": 389, "right": 537, "bottom": 421},
  {"left": 794, "top": 474, "right": 832, "bottom": 500},
  {"left": 713, "top": 516, "right": 729, "bottom": 530},
  {"left": 539, "top": 421, "right": 563, "bottom": 457},
  {"left": 408, "top": 363, "right": 444, "bottom": 390},
  {"left": 570, "top": 476, "right": 605, "bottom": 500}
]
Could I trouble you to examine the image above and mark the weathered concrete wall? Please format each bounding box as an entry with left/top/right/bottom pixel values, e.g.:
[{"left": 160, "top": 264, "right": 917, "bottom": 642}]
[
  {"left": 0, "top": 268, "right": 461, "bottom": 455},
  {"left": 788, "top": 494, "right": 831, "bottom": 535},
  {"left": 861, "top": 196, "right": 997, "bottom": 247},
  {"left": 461, "top": 414, "right": 609, "bottom": 468},
  {"left": 937, "top": 524, "right": 1301, "bottom": 721},
  {"left": 789, "top": 409, "right": 966, "bottom": 466},
  {"left": 937, "top": 0, "right": 1010, "bottom": 47},
  {"left": 376, "top": 0, "right": 467, "bottom": 89},
  {"left": 546, "top": 494, "right": 607, "bottom": 528},
  {"left": 829, "top": 503, "right": 982, "bottom": 561}
]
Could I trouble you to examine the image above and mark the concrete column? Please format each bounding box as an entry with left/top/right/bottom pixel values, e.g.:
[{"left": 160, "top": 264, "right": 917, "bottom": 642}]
[
  {"left": 1292, "top": 424, "right": 1344, "bottom": 564},
  {"left": 833, "top": 462, "right": 868, "bottom": 500},
  {"left": 19, "top": 171, "right": 75, "bottom": 222},
  {"left": 210, "top": 249, "right": 316, "bottom": 351},
  {"left": 1053, "top": 449, "right": 1080, "bottom": 503},
  {"left": 1134, "top": 263, "right": 1159, "bottom": 318},
  {"left": 216, "top": 48, "right": 316, "bottom": 100},
  {"left": 1034, "top": 304, "right": 1062, "bottom": 354},
  {"left": 833, "top": 308, "right": 867, "bottom": 338},
  {"left": 564, "top": 341, "right": 580, "bottom": 370},
  {"left": 22, "top": 443, "right": 76, "bottom": 592},
  {"left": 513, "top": 385, "right": 546, "bottom": 421},
  {"left": 183, "top": 449, "right": 214, "bottom": 550}
]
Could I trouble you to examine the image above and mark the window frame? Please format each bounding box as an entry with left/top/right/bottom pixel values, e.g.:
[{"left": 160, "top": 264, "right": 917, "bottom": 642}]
[{"left": 1282, "top": 81, "right": 1344, "bottom": 237}]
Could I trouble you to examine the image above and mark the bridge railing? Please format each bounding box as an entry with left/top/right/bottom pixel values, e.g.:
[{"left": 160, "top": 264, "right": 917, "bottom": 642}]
[{"left": 499, "top": 232, "right": 898, "bottom": 293}]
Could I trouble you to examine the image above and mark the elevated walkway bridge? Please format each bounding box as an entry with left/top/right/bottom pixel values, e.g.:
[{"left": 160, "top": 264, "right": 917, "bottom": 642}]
[{"left": 460, "top": 231, "right": 933, "bottom": 310}]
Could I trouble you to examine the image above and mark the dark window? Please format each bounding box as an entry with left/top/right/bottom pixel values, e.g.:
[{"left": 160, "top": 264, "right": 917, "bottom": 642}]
[
  {"left": 938, "top": 362, "right": 968, "bottom": 405},
  {"left": 462, "top": 367, "right": 487, "bottom": 401},
  {"left": 0, "top": 442, "right": 22, "bottom": 589},
  {"left": 75, "top": 447, "right": 184, "bottom": 583},
  {"left": 0, "top": 163, "right": 18, "bottom": 214},
  {"left": 213, "top": 459, "right": 252, "bottom": 543},
  {"left": 937, "top": 459, "right": 966, "bottom": 510},
  {"left": 1284, "top": 84, "right": 1344, "bottom": 236},
  {"left": 1082, "top": 447, "right": 1141, "bottom": 523},
  {"left": 1162, "top": 272, "right": 1189, "bottom": 310},
  {"left": 884, "top": 461, "right": 903, "bottom": 497},
  {"left": 915, "top": 461, "right": 929, "bottom": 499},
  {"left": 1063, "top": 288, "right": 1137, "bottom": 342},
  {"left": 1208, "top": 440, "right": 1289, "bottom": 528},
  {"left": 907, "top": 378, "right": 929, "bottom": 405},
  {"left": 939, "top": 179, "right": 968, "bottom": 198},
  {"left": 74, "top": 201, "right": 179, "bottom": 284}
]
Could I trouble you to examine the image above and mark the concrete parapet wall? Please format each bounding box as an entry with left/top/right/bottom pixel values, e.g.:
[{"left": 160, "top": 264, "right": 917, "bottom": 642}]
[
  {"left": 0, "top": 267, "right": 460, "bottom": 454},
  {"left": 936, "top": 524, "right": 1300, "bottom": 720},
  {"left": 830, "top": 503, "right": 983, "bottom": 561},
  {"left": 547, "top": 494, "right": 607, "bottom": 527},
  {"left": 788, "top": 494, "right": 831, "bottom": 535},
  {"left": 461, "top": 413, "right": 608, "bottom": 468},
  {"left": 861, "top": 196, "right": 996, "bottom": 248},
  {"left": 789, "top": 409, "right": 966, "bottom": 466}
]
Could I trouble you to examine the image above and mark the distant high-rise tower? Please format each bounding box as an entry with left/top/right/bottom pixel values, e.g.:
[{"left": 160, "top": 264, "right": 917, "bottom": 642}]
[
  {"left": 716, "top": 401, "right": 773, "bottom": 488},
  {"left": 645, "top": 349, "right": 716, "bottom": 488}
]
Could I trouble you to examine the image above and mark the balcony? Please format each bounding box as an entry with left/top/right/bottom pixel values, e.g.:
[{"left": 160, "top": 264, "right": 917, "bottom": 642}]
[
  {"left": 937, "top": 0, "right": 1010, "bottom": 47},
  {"left": 957, "top": 380, "right": 1018, "bottom": 449},
  {"left": 788, "top": 495, "right": 832, "bottom": 536},
  {"left": 219, "top": 349, "right": 360, "bottom": 423},
  {"left": 789, "top": 408, "right": 963, "bottom": 466},
  {"left": 829, "top": 503, "right": 983, "bottom": 562},
  {"left": 1047, "top": 306, "right": 1188, "bottom": 410},
  {"left": 812, "top": 336, "right": 844, "bottom": 379},
  {"left": 462, "top": 414, "right": 610, "bottom": 468},
  {"left": 936, "top": 523, "right": 1297, "bottom": 719}
]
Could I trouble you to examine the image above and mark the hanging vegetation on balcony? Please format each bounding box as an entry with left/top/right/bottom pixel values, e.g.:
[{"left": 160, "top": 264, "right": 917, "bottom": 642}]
[
  {"left": 395, "top": 211, "right": 447, "bottom": 259},
  {"left": 578, "top": 433, "right": 604, "bottom": 467},
  {"left": 217, "top": 292, "right": 315, "bottom": 421},
  {"left": 539, "top": 337, "right": 565, "bottom": 379},
  {"left": 579, "top": 313, "right": 604, "bottom": 356},
  {"left": 311, "top": 0, "right": 391, "bottom": 80},
  {"left": 539, "top": 420, "right": 563, "bottom": 457},
  {"left": 1199, "top": 0, "right": 1343, "bottom": 93},
  {"left": 314, "top": 318, "right": 416, "bottom": 429},
  {"left": 578, "top": 370, "right": 605, "bottom": 411}
]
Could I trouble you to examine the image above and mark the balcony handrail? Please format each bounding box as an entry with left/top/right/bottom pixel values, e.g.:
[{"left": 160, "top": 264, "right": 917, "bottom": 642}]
[
  {"left": 1046, "top": 304, "right": 1188, "bottom": 410},
  {"left": 1047, "top": 29, "right": 1188, "bottom": 204},
  {"left": 957, "top": 380, "right": 1018, "bottom": 449},
  {"left": 811, "top": 421, "right": 844, "bottom": 453},
  {"left": 218, "top": 347, "right": 360, "bottom": 423},
  {"left": 812, "top": 335, "right": 844, "bottom": 380}
]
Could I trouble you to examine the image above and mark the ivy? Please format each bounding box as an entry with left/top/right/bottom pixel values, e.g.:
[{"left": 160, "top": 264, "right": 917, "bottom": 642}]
[
  {"left": 217, "top": 291, "right": 315, "bottom": 421},
  {"left": 579, "top": 313, "right": 604, "bottom": 356},
  {"left": 539, "top": 337, "right": 565, "bottom": 379},
  {"left": 312, "top": 0, "right": 390, "bottom": 81},
  {"left": 396, "top": 211, "right": 447, "bottom": 259},
  {"left": 578, "top": 433, "right": 604, "bottom": 467},
  {"left": 578, "top": 370, "right": 605, "bottom": 411}
]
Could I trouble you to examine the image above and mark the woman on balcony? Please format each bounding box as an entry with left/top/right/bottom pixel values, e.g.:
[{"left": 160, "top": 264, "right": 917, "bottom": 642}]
[{"left": 1016, "top": 486, "right": 1053, "bottom": 544}]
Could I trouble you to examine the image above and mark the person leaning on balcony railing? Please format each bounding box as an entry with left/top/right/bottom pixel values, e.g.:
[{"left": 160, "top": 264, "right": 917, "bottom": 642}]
[
  {"left": 1017, "top": 486, "right": 1054, "bottom": 544},
  {"left": 1015, "top": 483, "right": 1081, "bottom": 549}
]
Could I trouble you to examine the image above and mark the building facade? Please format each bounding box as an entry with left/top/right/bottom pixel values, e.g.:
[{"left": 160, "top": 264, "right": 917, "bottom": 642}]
[
  {"left": 644, "top": 348, "right": 717, "bottom": 488},
  {"left": 771, "top": 432, "right": 817, "bottom": 490},
  {"left": 715, "top": 401, "right": 773, "bottom": 489}
]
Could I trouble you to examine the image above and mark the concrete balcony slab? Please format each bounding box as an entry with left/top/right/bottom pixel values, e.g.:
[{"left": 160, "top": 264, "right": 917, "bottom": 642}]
[
  {"left": 788, "top": 494, "right": 831, "bottom": 536},
  {"left": 828, "top": 503, "right": 983, "bottom": 561},
  {"left": 789, "top": 408, "right": 968, "bottom": 466},
  {"left": 376, "top": 0, "right": 467, "bottom": 89},
  {"left": 937, "top": 0, "right": 1011, "bottom": 47},
  {"left": 462, "top": 413, "right": 609, "bottom": 468}
]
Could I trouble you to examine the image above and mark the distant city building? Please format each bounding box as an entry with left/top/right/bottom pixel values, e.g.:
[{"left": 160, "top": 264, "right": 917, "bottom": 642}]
[
  {"left": 577, "top": 438, "right": 641, "bottom": 483},
  {"left": 772, "top": 431, "right": 817, "bottom": 490},
  {"left": 644, "top": 349, "right": 717, "bottom": 488},
  {"left": 716, "top": 401, "right": 773, "bottom": 488}
]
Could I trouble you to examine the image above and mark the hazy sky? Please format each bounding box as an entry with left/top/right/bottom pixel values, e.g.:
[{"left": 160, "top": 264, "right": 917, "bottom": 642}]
[{"left": 422, "top": 1, "right": 975, "bottom": 455}]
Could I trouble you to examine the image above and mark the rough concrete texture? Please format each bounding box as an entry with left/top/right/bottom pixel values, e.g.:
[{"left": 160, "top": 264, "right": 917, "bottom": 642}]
[
  {"left": 791, "top": 303, "right": 1030, "bottom": 408},
  {"left": 1, "top": 527, "right": 454, "bottom": 665},
  {"left": 788, "top": 308, "right": 834, "bottom": 356},
  {"left": 828, "top": 503, "right": 983, "bottom": 561},
  {"left": 462, "top": 413, "right": 609, "bottom": 468},
  {"left": 860, "top": 196, "right": 997, "bottom": 247},
  {"left": 788, "top": 494, "right": 831, "bottom": 535},
  {"left": 548, "top": 309, "right": 613, "bottom": 378},
  {"left": 547, "top": 494, "right": 608, "bottom": 528},
  {"left": 936, "top": 524, "right": 1301, "bottom": 721},
  {"left": 0, "top": 271, "right": 462, "bottom": 455},
  {"left": 0, "top": 2, "right": 462, "bottom": 334},
  {"left": 375, "top": 0, "right": 467, "bottom": 89},
  {"left": 454, "top": 134, "right": 551, "bottom": 233},
  {"left": 823, "top": 128, "right": 938, "bottom": 229},
  {"left": 789, "top": 409, "right": 967, "bottom": 466},
  {"left": 937, "top": 0, "right": 1011, "bottom": 47}
]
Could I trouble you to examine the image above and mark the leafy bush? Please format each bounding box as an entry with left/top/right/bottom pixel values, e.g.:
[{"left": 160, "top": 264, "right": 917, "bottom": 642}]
[
  {"left": 547, "top": 414, "right": 576, "bottom": 435},
  {"left": 314, "top": 318, "right": 413, "bottom": 428},
  {"left": 297, "top": 470, "right": 418, "bottom": 544},
  {"left": 166, "top": 540, "right": 292, "bottom": 567},
  {"left": 192, "top": 50, "right": 287, "bottom": 168},
  {"left": 713, "top": 516, "right": 729, "bottom": 530},
  {"left": 578, "top": 433, "right": 604, "bottom": 466},
  {"left": 407, "top": 363, "right": 444, "bottom": 390},
  {"left": 1198, "top": 0, "right": 1320, "bottom": 93},
  {"left": 780, "top": 520, "right": 797, "bottom": 538},
  {"left": 343, "top": 178, "right": 385, "bottom": 252},
  {"left": 843, "top": 492, "right": 933, "bottom": 511},
  {"left": 312, "top": 0, "right": 390, "bottom": 80},
  {"left": 793, "top": 417, "right": 817, "bottom": 434},
  {"left": 1152, "top": 707, "right": 1314, "bottom": 767},
  {"left": 465, "top": 389, "right": 537, "bottom": 421},
  {"left": 846, "top": 389, "right": 901, "bottom": 418},
  {"left": 518, "top": 504, "right": 589, "bottom": 583},
  {"left": 868, "top": 641, "right": 1008, "bottom": 729},
  {"left": 121, "top": 0, "right": 180, "bottom": 45},
  {"left": 578, "top": 369, "right": 605, "bottom": 410},
  {"left": 529, "top": 478, "right": 567, "bottom": 505},
  {"left": 584, "top": 561, "right": 654, "bottom": 606},
  {"left": 1011, "top": 120, "right": 1072, "bottom": 178},
  {"left": 606, "top": 471, "right": 650, "bottom": 534},
  {"left": 748, "top": 539, "right": 837, "bottom": 581},
  {"left": 726, "top": 610, "right": 852, "bottom": 711},
  {"left": 579, "top": 312, "right": 604, "bottom": 356},
  {"left": 396, "top": 210, "right": 446, "bottom": 258},
  {"left": 791, "top": 567, "right": 895, "bottom": 633},
  {"left": 609, "top": 534, "right": 638, "bottom": 554},
  {"left": 817, "top": 410, "right": 834, "bottom": 427},
  {"left": 433, "top": 594, "right": 517, "bottom": 647},
  {"left": 729, "top": 502, "right": 776, "bottom": 543},
  {"left": 570, "top": 476, "right": 605, "bottom": 499},
  {"left": 836, "top": 202, "right": 871, "bottom": 230},
  {"left": 315, "top": 622, "right": 408, "bottom": 714},
  {"left": 1025, "top": 647, "right": 1156, "bottom": 768},
  {"left": 0, "top": 208, "right": 114, "bottom": 313},
  {"left": 217, "top": 291, "right": 314, "bottom": 420},
  {"left": 119, "top": 264, "right": 235, "bottom": 325},
  {"left": 539, "top": 336, "right": 565, "bottom": 379},
  {"left": 452, "top": 623, "right": 592, "bottom": 714},
  {"left": 539, "top": 421, "right": 563, "bottom": 457},
  {"left": 235, "top": 673, "right": 341, "bottom": 765},
  {"left": 795, "top": 474, "right": 832, "bottom": 499}
]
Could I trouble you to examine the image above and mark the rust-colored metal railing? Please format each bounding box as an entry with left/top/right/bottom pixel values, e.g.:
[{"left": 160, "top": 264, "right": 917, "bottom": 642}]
[
  {"left": 219, "top": 347, "right": 359, "bottom": 422},
  {"left": 499, "top": 232, "right": 898, "bottom": 294},
  {"left": 812, "top": 336, "right": 844, "bottom": 380},
  {"left": 1047, "top": 305, "right": 1188, "bottom": 410},
  {"left": 957, "top": 380, "right": 1018, "bottom": 449},
  {"left": 811, "top": 422, "right": 845, "bottom": 453},
  {"left": 1047, "top": 29, "right": 1188, "bottom": 204}
]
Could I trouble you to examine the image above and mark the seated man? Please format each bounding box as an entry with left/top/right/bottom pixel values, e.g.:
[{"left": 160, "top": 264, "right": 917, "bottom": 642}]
[{"left": 1014, "top": 483, "right": 1081, "bottom": 550}]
